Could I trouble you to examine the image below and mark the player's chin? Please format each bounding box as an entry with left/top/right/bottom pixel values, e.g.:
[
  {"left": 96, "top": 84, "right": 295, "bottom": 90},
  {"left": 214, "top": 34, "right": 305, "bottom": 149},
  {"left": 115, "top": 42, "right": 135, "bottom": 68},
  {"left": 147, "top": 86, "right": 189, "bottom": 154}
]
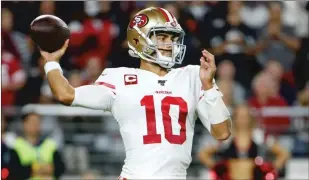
[{"left": 157, "top": 52, "right": 172, "bottom": 58}]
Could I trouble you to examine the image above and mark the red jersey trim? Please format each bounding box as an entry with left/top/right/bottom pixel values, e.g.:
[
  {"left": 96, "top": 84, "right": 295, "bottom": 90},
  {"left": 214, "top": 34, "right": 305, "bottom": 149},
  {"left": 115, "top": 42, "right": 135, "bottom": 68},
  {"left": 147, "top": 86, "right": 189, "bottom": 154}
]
[
  {"left": 199, "top": 95, "right": 204, "bottom": 101},
  {"left": 95, "top": 82, "right": 116, "bottom": 89}
]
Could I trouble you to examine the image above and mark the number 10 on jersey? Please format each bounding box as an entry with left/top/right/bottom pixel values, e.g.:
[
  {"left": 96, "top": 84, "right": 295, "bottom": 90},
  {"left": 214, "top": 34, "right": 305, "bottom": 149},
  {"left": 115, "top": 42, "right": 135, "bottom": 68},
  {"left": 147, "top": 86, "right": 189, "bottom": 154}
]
[{"left": 141, "top": 95, "right": 188, "bottom": 145}]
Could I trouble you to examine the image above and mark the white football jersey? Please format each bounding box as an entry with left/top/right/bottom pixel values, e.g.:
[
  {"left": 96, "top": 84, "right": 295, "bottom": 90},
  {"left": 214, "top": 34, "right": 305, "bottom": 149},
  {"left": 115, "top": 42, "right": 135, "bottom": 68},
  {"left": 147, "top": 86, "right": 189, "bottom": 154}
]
[{"left": 95, "top": 65, "right": 211, "bottom": 179}]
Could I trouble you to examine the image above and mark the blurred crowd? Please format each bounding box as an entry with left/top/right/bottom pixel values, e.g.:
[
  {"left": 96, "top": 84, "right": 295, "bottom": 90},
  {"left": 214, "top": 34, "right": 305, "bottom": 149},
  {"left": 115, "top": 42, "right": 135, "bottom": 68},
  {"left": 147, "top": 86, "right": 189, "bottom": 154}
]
[{"left": 1, "top": 1, "right": 309, "bottom": 179}]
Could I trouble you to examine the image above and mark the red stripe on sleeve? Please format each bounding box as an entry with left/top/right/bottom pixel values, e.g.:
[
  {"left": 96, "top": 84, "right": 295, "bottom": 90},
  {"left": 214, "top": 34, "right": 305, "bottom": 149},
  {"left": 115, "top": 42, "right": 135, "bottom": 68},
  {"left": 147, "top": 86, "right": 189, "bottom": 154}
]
[
  {"left": 95, "top": 82, "right": 116, "bottom": 89},
  {"left": 199, "top": 95, "right": 204, "bottom": 101}
]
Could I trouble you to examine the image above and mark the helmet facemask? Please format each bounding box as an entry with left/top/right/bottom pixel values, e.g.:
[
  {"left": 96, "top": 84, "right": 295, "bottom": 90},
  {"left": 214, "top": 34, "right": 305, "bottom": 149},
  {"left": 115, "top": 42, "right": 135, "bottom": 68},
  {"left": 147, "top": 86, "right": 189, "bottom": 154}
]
[{"left": 128, "top": 25, "right": 186, "bottom": 69}]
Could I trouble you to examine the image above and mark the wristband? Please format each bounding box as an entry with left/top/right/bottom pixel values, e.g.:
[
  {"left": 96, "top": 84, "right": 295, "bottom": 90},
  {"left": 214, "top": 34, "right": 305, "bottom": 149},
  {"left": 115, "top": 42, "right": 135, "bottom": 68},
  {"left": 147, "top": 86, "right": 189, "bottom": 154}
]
[
  {"left": 44, "top": 61, "right": 63, "bottom": 75},
  {"left": 202, "top": 86, "right": 223, "bottom": 106}
]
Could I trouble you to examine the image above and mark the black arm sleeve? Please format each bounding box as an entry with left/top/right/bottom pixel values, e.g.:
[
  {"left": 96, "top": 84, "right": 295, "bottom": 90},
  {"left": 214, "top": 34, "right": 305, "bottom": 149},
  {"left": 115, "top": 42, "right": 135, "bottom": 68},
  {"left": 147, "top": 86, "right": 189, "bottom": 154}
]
[{"left": 53, "top": 150, "right": 66, "bottom": 179}]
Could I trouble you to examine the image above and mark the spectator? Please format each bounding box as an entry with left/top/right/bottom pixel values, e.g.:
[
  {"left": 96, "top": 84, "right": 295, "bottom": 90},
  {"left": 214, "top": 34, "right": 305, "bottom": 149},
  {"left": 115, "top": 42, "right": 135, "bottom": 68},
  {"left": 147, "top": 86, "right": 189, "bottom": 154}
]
[
  {"left": 69, "top": 1, "right": 117, "bottom": 70},
  {"left": 81, "top": 56, "right": 104, "bottom": 85},
  {"left": 209, "top": 1, "right": 260, "bottom": 89},
  {"left": 216, "top": 60, "right": 246, "bottom": 107},
  {"left": 264, "top": 60, "right": 297, "bottom": 105},
  {"left": 68, "top": 70, "right": 83, "bottom": 88},
  {"left": 15, "top": 55, "right": 46, "bottom": 105},
  {"left": 198, "top": 2, "right": 227, "bottom": 50},
  {"left": 96, "top": 1, "right": 115, "bottom": 20},
  {"left": 39, "top": 1, "right": 56, "bottom": 15},
  {"left": 181, "top": 2, "right": 202, "bottom": 36},
  {"left": 282, "top": 1, "right": 309, "bottom": 37},
  {"left": 1, "top": 113, "right": 26, "bottom": 180},
  {"left": 241, "top": 2, "right": 269, "bottom": 31},
  {"left": 198, "top": 105, "right": 290, "bottom": 180},
  {"left": 1, "top": 2, "right": 38, "bottom": 34},
  {"left": 1, "top": 50, "right": 27, "bottom": 106},
  {"left": 248, "top": 72, "right": 290, "bottom": 135},
  {"left": 1, "top": 8, "right": 31, "bottom": 68},
  {"left": 187, "top": 1, "right": 208, "bottom": 22},
  {"left": 210, "top": 2, "right": 257, "bottom": 56},
  {"left": 253, "top": 2, "right": 300, "bottom": 71},
  {"left": 13, "top": 112, "right": 65, "bottom": 179},
  {"left": 1, "top": 8, "right": 19, "bottom": 58},
  {"left": 84, "top": 1, "right": 100, "bottom": 18},
  {"left": 108, "top": 3, "right": 139, "bottom": 68}
]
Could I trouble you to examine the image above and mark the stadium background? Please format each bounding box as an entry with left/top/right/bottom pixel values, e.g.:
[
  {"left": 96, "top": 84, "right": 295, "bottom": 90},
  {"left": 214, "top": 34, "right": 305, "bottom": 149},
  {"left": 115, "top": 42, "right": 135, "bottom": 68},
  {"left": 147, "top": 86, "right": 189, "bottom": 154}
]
[{"left": 1, "top": 1, "right": 309, "bottom": 179}]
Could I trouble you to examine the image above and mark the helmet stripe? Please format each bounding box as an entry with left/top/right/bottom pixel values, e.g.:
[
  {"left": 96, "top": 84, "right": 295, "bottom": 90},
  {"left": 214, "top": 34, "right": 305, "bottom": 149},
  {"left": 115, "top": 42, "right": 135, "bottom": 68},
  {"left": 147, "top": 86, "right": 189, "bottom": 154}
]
[
  {"left": 162, "top": 8, "right": 174, "bottom": 22},
  {"left": 158, "top": 8, "right": 172, "bottom": 22},
  {"left": 167, "top": 9, "right": 176, "bottom": 22}
]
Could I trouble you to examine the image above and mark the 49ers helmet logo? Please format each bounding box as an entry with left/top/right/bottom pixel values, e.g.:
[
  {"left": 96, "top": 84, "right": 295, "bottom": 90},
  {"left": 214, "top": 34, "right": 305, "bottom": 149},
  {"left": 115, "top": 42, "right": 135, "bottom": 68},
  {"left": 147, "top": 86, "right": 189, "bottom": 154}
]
[{"left": 129, "top": 14, "right": 148, "bottom": 28}]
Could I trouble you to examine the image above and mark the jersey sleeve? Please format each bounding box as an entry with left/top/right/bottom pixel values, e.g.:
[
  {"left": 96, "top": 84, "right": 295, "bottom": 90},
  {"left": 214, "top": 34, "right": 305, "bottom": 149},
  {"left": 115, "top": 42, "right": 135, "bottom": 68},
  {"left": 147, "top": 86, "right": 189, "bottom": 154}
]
[
  {"left": 71, "top": 68, "right": 118, "bottom": 111},
  {"left": 94, "top": 68, "right": 118, "bottom": 94}
]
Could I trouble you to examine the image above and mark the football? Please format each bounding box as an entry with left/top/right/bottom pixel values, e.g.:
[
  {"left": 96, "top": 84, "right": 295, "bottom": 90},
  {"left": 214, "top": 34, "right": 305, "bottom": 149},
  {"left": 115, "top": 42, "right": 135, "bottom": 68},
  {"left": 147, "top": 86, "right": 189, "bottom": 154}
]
[{"left": 30, "top": 15, "right": 70, "bottom": 53}]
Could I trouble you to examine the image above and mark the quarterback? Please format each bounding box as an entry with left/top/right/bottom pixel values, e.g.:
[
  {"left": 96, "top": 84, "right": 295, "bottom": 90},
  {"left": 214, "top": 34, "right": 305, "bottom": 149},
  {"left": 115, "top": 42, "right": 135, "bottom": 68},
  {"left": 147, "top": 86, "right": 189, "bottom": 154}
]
[{"left": 40, "top": 7, "right": 231, "bottom": 179}]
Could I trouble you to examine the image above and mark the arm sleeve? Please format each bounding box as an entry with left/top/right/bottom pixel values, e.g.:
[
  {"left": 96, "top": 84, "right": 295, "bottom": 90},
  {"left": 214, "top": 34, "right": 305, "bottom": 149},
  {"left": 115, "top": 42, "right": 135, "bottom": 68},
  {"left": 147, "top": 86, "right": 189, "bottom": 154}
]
[
  {"left": 71, "top": 85, "right": 115, "bottom": 111},
  {"left": 196, "top": 86, "right": 231, "bottom": 133},
  {"left": 188, "top": 65, "right": 230, "bottom": 132},
  {"left": 53, "top": 150, "right": 65, "bottom": 179},
  {"left": 70, "top": 68, "right": 117, "bottom": 111}
]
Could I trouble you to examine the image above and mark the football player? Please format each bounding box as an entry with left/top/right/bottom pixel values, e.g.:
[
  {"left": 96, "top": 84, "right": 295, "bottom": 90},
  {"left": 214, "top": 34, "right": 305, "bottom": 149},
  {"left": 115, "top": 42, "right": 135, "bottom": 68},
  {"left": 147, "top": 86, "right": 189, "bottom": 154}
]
[{"left": 40, "top": 7, "right": 231, "bottom": 179}]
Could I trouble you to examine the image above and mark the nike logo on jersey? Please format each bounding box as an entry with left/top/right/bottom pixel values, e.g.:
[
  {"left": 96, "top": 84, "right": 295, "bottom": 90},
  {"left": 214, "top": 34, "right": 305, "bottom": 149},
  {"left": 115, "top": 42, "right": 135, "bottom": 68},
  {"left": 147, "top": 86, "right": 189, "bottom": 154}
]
[{"left": 158, "top": 80, "right": 167, "bottom": 86}]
